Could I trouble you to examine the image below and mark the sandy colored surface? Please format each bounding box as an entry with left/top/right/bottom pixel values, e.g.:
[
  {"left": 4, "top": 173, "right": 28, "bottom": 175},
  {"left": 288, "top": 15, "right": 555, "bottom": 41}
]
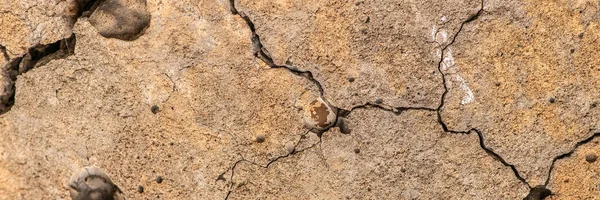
[{"left": 1, "top": 0, "right": 599, "bottom": 199}]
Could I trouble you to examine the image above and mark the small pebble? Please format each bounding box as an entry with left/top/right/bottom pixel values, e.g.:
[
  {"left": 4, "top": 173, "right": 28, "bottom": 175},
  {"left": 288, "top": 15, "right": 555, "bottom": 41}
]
[
  {"left": 348, "top": 77, "right": 355, "bottom": 82},
  {"left": 285, "top": 143, "right": 295, "bottom": 154},
  {"left": 255, "top": 134, "right": 265, "bottom": 143},
  {"left": 586, "top": 153, "right": 597, "bottom": 163},
  {"left": 548, "top": 97, "right": 556, "bottom": 103},
  {"left": 375, "top": 98, "right": 383, "bottom": 104},
  {"left": 151, "top": 105, "right": 159, "bottom": 114},
  {"left": 337, "top": 118, "right": 352, "bottom": 134},
  {"left": 494, "top": 82, "right": 501, "bottom": 86},
  {"left": 354, "top": 148, "right": 360, "bottom": 154},
  {"left": 137, "top": 185, "right": 144, "bottom": 193},
  {"left": 156, "top": 176, "right": 163, "bottom": 184}
]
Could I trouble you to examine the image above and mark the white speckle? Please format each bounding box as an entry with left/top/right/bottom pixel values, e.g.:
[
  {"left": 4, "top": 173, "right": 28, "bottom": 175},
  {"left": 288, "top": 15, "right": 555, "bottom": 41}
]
[
  {"left": 432, "top": 26, "right": 475, "bottom": 105},
  {"left": 440, "top": 16, "right": 447, "bottom": 23},
  {"left": 431, "top": 25, "right": 436, "bottom": 41}
]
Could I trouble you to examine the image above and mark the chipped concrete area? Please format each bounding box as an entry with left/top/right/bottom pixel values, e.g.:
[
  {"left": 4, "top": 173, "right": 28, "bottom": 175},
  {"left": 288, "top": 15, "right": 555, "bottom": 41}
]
[{"left": 1, "top": 0, "right": 599, "bottom": 199}]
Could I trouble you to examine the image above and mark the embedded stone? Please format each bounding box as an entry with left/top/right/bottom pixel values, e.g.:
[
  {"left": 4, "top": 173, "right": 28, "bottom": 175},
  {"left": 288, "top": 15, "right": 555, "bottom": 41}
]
[
  {"left": 68, "top": 167, "right": 124, "bottom": 200},
  {"left": 303, "top": 97, "right": 337, "bottom": 133},
  {"left": 89, "top": 0, "right": 151, "bottom": 40}
]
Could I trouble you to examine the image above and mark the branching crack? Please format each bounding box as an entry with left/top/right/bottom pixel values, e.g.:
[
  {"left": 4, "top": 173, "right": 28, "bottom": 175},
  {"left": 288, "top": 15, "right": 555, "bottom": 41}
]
[
  {"left": 226, "top": 0, "right": 559, "bottom": 199},
  {"left": 544, "top": 132, "right": 600, "bottom": 187},
  {"left": 432, "top": 0, "right": 538, "bottom": 196},
  {"left": 221, "top": 132, "right": 322, "bottom": 200}
]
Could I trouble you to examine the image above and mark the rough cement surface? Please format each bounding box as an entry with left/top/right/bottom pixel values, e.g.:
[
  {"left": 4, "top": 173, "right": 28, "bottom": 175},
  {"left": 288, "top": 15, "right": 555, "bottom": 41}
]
[
  {"left": 233, "top": 0, "right": 483, "bottom": 110},
  {"left": 547, "top": 136, "right": 600, "bottom": 199},
  {"left": 0, "top": 0, "right": 599, "bottom": 199},
  {"left": 0, "top": 0, "right": 72, "bottom": 58},
  {"left": 441, "top": 0, "right": 600, "bottom": 186},
  {"left": 229, "top": 109, "right": 529, "bottom": 199}
]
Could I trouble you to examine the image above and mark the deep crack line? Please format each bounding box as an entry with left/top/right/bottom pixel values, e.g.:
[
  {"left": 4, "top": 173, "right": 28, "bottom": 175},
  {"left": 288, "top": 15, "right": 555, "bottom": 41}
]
[
  {"left": 0, "top": 33, "right": 76, "bottom": 114},
  {"left": 229, "top": 0, "right": 534, "bottom": 198},
  {"left": 433, "top": 0, "right": 532, "bottom": 190},
  {"left": 229, "top": 0, "right": 325, "bottom": 96},
  {"left": 544, "top": 132, "right": 600, "bottom": 186},
  {"left": 471, "top": 129, "right": 530, "bottom": 188},
  {"left": 435, "top": 0, "right": 484, "bottom": 134}
]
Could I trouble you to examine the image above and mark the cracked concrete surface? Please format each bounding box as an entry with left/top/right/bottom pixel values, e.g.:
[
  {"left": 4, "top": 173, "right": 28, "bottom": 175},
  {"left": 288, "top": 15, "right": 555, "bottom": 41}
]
[
  {"left": 1, "top": 0, "right": 599, "bottom": 199},
  {"left": 441, "top": 0, "right": 600, "bottom": 187}
]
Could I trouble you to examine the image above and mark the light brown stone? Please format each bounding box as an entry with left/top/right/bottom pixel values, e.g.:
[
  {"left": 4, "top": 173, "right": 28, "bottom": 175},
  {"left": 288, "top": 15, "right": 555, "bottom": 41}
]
[
  {"left": 3, "top": 0, "right": 600, "bottom": 198},
  {"left": 0, "top": 0, "right": 72, "bottom": 58}
]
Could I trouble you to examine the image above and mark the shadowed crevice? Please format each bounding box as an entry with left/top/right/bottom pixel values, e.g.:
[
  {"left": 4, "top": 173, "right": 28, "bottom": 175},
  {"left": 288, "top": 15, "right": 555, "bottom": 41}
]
[
  {"left": 227, "top": 0, "right": 537, "bottom": 199},
  {"left": 222, "top": 132, "right": 321, "bottom": 200},
  {"left": 0, "top": 33, "right": 76, "bottom": 114},
  {"left": 543, "top": 132, "right": 600, "bottom": 190}
]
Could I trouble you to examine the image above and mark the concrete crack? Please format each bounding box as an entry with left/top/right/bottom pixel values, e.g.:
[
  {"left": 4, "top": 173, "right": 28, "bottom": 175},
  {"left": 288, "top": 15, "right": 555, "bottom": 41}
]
[
  {"left": 433, "top": 0, "right": 542, "bottom": 198},
  {"left": 229, "top": 0, "right": 324, "bottom": 96},
  {"left": 221, "top": 131, "right": 321, "bottom": 200},
  {"left": 543, "top": 132, "right": 600, "bottom": 192},
  {"left": 227, "top": 0, "right": 541, "bottom": 198},
  {"left": 433, "top": 1, "right": 559, "bottom": 199},
  {"left": 0, "top": 33, "right": 76, "bottom": 114}
]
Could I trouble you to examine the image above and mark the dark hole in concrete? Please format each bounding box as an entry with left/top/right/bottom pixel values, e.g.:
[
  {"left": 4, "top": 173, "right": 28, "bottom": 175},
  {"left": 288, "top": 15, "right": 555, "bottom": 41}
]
[
  {"left": 1, "top": 34, "right": 76, "bottom": 114},
  {"left": 151, "top": 105, "right": 159, "bottom": 114},
  {"left": 523, "top": 185, "right": 551, "bottom": 200}
]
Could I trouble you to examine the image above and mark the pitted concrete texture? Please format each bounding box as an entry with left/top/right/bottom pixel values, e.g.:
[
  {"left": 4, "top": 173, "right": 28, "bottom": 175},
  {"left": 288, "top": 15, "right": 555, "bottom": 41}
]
[
  {"left": 1, "top": 0, "right": 599, "bottom": 199},
  {"left": 547, "top": 135, "right": 600, "bottom": 199},
  {"left": 441, "top": 0, "right": 600, "bottom": 186},
  {"left": 229, "top": 109, "right": 529, "bottom": 199},
  {"left": 0, "top": 0, "right": 72, "bottom": 58},
  {"left": 232, "top": 0, "right": 484, "bottom": 110}
]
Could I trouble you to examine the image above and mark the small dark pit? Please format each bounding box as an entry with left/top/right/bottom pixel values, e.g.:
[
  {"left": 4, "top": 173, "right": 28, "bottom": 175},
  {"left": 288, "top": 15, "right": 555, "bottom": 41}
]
[
  {"left": 137, "top": 185, "right": 144, "bottom": 193},
  {"left": 156, "top": 176, "right": 163, "bottom": 184},
  {"left": 255, "top": 134, "right": 265, "bottom": 143},
  {"left": 151, "top": 105, "right": 159, "bottom": 114},
  {"left": 586, "top": 153, "right": 597, "bottom": 163}
]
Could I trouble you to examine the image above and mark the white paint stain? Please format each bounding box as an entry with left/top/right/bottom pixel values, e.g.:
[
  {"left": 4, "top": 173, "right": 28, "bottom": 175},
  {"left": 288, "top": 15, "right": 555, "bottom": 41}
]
[{"left": 433, "top": 21, "right": 474, "bottom": 105}]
